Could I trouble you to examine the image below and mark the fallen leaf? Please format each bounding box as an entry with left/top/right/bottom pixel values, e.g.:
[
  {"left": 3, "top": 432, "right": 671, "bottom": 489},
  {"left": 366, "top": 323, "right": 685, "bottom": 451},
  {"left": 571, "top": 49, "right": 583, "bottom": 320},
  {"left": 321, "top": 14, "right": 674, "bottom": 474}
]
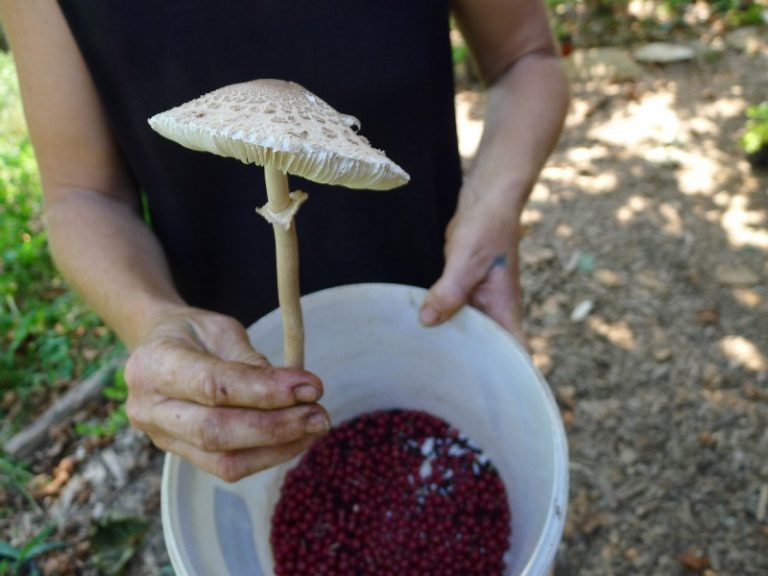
[
  {"left": 32, "top": 456, "right": 76, "bottom": 498},
  {"left": 695, "top": 308, "right": 720, "bottom": 326},
  {"left": 522, "top": 247, "right": 556, "bottom": 267},
  {"left": 678, "top": 550, "right": 711, "bottom": 572},
  {"left": 1, "top": 390, "right": 16, "bottom": 410},
  {"left": 594, "top": 269, "right": 624, "bottom": 288},
  {"left": 635, "top": 270, "right": 665, "bottom": 290},
  {"left": 556, "top": 385, "right": 577, "bottom": 408},
  {"left": 698, "top": 432, "right": 717, "bottom": 447},
  {"left": 581, "top": 511, "right": 613, "bottom": 535}
]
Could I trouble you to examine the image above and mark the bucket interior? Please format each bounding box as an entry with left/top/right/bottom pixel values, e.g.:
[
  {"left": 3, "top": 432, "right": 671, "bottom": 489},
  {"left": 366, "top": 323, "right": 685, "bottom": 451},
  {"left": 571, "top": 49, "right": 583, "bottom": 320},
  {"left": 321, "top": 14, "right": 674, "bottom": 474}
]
[{"left": 162, "top": 284, "right": 568, "bottom": 576}]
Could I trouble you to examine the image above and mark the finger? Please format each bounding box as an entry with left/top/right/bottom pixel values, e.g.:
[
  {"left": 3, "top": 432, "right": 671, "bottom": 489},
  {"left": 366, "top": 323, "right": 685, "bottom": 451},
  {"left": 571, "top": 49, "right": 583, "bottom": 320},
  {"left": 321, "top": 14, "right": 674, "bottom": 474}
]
[
  {"left": 420, "top": 245, "right": 493, "bottom": 326},
  {"left": 152, "top": 431, "right": 319, "bottom": 483},
  {"left": 139, "top": 400, "right": 330, "bottom": 452},
  {"left": 472, "top": 270, "right": 527, "bottom": 346},
  {"left": 126, "top": 340, "right": 323, "bottom": 409},
  {"left": 468, "top": 253, "right": 529, "bottom": 348}
]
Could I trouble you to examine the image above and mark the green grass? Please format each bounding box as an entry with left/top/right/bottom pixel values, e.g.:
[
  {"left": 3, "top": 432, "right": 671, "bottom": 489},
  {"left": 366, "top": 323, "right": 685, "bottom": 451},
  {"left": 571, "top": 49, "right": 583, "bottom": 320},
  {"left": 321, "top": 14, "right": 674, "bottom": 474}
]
[
  {"left": 74, "top": 368, "right": 129, "bottom": 438},
  {"left": 0, "top": 52, "right": 119, "bottom": 440},
  {"left": 0, "top": 524, "right": 66, "bottom": 576}
]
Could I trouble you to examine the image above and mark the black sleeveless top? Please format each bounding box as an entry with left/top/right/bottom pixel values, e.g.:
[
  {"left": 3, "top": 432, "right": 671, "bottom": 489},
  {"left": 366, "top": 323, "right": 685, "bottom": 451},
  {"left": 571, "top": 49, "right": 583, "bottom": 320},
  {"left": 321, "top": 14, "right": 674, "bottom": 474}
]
[{"left": 58, "top": 0, "right": 462, "bottom": 325}]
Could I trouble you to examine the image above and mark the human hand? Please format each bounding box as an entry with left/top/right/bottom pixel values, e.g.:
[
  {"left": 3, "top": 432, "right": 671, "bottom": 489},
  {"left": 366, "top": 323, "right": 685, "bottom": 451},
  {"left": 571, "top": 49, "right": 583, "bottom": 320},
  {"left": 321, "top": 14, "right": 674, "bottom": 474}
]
[
  {"left": 420, "top": 196, "right": 527, "bottom": 346},
  {"left": 124, "top": 307, "right": 329, "bottom": 482}
]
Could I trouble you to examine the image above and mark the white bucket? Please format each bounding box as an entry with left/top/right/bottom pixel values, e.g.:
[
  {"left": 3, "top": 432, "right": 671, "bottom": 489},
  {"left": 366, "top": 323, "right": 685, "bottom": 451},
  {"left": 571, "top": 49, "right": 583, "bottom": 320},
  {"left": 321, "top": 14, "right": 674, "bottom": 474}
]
[{"left": 162, "top": 283, "right": 568, "bottom": 575}]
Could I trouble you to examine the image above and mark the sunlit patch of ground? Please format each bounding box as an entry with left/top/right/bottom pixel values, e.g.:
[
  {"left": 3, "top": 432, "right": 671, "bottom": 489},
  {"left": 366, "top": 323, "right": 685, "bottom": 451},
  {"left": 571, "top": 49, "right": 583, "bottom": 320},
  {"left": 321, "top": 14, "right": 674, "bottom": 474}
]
[{"left": 455, "top": 39, "right": 767, "bottom": 575}]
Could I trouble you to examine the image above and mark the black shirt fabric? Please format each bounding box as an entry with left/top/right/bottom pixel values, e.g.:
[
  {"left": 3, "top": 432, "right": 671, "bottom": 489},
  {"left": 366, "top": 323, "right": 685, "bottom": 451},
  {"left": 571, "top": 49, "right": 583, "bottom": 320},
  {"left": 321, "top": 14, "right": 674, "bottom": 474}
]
[{"left": 57, "top": 0, "right": 462, "bottom": 326}]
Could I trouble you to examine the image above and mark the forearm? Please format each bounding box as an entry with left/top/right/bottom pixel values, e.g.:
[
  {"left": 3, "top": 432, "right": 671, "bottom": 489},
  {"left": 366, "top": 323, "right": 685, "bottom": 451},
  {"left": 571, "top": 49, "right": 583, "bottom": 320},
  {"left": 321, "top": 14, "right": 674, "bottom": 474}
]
[
  {"left": 459, "top": 51, "right": 569, "bottom": 224},
  {"left": 45, "top": 188, "right": 186, "bottom": 349},
  {"left": 420, "top": 48, "right": 568, "bottom": 338}
]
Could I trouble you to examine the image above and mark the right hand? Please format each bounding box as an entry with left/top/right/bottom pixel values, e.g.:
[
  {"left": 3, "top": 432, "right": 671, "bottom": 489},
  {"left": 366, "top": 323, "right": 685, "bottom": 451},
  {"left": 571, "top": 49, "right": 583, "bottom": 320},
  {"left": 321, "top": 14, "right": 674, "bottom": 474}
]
[{"left": 124, "top": 306, "right": 329, "bottom": 482}]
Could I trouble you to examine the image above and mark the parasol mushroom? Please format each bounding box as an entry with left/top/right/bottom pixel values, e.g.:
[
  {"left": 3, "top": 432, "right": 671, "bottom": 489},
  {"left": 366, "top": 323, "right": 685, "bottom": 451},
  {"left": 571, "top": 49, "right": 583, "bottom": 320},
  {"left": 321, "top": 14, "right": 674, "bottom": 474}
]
[{"left": 148, "top": 79, "right": 409, "bottom": 368}]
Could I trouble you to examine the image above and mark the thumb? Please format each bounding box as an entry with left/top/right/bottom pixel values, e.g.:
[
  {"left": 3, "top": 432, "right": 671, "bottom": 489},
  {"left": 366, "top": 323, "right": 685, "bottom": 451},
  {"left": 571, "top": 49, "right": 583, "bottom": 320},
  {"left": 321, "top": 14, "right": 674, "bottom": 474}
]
[
  {"left": 420, "top": 250, "right": 484, "bottom": 327},
  {"left": 197, "top": 315, "right": 272, "bottom": 368}
]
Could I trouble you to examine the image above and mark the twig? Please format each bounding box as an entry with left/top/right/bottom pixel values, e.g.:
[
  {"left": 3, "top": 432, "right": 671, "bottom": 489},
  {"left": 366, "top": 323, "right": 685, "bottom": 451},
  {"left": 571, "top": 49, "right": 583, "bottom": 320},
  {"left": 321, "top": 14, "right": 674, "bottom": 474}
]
[{"left": 3, "top": 357, "right": 124, "bottom": 459}]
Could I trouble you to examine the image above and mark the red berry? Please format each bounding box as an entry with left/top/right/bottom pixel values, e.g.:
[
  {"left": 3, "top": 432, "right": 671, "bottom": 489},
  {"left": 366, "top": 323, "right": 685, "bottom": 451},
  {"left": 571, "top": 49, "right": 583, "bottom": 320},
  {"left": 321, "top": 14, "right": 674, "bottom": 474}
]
[{"left": 270, "top": 409, "right": 511, "bottom": 574}]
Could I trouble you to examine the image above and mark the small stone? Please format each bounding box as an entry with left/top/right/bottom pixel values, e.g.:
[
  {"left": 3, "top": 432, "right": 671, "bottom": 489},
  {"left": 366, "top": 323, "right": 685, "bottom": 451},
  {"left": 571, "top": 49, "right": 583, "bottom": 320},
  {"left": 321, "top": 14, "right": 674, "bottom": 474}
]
[
  {"left": 653, "top": 348, "right": 673, "bottom": 363},
  {"left": 715, "top": 265, "right": 759, "bottom": 286},
  {"left": 565, "top": 47, "right": 645, "bottom": 82},
  {"left": 619, "top": 447, "right": 638, "bottom": 465},
  {"left": 633, "top": 43, "right": 696, "bottom": 64},
  {"left": 570, "top": 300, "right": 594, "bottom": 322}
]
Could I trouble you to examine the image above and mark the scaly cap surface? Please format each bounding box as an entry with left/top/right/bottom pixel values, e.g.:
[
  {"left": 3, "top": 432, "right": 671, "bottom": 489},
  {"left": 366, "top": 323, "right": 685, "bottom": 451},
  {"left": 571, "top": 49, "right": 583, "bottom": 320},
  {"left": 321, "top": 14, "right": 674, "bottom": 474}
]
[{"left": 148, "top": 79, "right": 410, "bottom": 190}]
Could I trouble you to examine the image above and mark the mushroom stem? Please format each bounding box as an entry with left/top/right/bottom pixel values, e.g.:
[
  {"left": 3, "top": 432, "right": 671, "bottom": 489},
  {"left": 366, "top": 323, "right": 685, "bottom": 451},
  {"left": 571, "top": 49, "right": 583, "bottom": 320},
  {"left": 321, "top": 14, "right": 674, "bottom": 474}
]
[{"left": 264, "top": 164, "right": 304, "bottom": 368}]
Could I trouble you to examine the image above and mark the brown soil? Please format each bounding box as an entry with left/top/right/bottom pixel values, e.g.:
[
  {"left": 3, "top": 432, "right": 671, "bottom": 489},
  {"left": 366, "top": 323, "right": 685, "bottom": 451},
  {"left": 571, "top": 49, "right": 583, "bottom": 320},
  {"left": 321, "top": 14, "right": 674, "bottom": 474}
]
[{"left": 512, "top": 39, "right": 768, "bottom": 575}]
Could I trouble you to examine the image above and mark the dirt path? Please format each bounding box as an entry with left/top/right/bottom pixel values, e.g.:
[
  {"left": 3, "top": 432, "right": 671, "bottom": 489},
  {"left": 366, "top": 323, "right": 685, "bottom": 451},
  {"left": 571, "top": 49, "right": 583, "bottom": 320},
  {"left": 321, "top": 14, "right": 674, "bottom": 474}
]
[{"left": 503, "top": 39, "right": 768, "bottom": 575}]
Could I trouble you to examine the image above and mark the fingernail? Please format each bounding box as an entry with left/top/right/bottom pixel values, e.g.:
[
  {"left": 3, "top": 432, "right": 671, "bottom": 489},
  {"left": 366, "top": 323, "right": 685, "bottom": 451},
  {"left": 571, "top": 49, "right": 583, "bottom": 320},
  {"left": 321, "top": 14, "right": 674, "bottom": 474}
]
[
  {"left": 420, "top": 305, "right": 439, "bottom": 326},
  {"left": 305, "top": 412, "right": 330, "bottom": 434},
  {"left": 294, "top": 384, "right": 320, "bottom": 403}
]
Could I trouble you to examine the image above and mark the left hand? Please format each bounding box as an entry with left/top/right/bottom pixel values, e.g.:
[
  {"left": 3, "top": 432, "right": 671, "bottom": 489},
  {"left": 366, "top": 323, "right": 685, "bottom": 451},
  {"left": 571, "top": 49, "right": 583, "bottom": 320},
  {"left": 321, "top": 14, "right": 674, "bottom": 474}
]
[{"left": 420, "top": 193, "right": 526, "bottom": 346}]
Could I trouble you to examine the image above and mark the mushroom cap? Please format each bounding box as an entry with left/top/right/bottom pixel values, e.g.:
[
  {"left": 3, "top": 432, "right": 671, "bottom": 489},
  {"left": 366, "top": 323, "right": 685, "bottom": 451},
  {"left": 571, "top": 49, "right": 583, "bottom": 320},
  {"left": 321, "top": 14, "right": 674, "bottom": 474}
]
[{"left": 148, "top": 79, "right": 409, "bottom": 191}]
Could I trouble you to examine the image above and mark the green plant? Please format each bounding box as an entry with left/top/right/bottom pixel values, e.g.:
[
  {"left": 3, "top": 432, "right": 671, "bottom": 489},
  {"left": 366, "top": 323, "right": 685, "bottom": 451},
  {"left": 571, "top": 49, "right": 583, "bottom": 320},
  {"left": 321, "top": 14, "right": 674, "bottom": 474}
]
[
  {"left": 0, "top": 52, "right": 118, "bottom": 437},
  {"left": 0, "top": 525, "right": 66, "bottom": 576},
  {"left": 74, "top": 367, "right": 129, "bottom": 438},
  {"left": 0, "top": 454, "right": 38, "bottom": 511},
  {"left": 740, "top": 101, "right": 768, "bottom": 154},
  {"left": 89, "top": 513, "right": 148, "bottom": 576}
]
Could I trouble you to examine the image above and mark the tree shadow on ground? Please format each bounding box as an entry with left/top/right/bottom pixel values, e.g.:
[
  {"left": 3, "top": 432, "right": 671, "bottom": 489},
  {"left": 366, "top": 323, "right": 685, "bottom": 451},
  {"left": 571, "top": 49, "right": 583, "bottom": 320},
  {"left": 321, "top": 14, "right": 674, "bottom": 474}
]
[{"left": 455, "top": 43, "right": 767, "bottom": 575}]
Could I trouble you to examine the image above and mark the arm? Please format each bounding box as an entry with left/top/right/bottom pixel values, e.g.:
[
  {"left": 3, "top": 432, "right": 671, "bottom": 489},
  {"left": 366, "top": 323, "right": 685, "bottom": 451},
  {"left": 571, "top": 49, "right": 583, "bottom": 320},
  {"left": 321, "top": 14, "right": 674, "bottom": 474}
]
[
  {"left": 0, "top": 0, "right": 328, "bottom": 481},
  {"left": 421, "top": 0, "right": 569, "bottom": 345}
]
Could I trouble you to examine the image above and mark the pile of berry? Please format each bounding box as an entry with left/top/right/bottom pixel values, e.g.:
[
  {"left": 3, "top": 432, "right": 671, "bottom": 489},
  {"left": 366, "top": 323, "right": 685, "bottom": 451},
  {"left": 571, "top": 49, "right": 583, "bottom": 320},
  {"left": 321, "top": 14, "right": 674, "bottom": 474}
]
[{"left": 271, "top": 409, "right": 511, "bottom": 575}]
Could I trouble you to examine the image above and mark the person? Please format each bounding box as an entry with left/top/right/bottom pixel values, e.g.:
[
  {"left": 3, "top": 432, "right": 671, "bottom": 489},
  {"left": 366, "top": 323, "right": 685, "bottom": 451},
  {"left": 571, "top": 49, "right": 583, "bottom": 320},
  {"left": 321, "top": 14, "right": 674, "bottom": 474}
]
[{"left": 0, "top": 0, "right": 569, "bottom": 481}]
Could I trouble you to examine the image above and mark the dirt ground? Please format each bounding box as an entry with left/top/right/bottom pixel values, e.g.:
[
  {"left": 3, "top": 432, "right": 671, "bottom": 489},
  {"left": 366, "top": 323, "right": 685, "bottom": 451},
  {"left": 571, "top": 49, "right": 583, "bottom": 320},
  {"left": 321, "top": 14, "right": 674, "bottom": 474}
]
[
  {"left": 3, "top": 32, "right": 767, "bottom": 576},
  {"left": 511, "top": 36, "right": 768, "bottom": 575}
]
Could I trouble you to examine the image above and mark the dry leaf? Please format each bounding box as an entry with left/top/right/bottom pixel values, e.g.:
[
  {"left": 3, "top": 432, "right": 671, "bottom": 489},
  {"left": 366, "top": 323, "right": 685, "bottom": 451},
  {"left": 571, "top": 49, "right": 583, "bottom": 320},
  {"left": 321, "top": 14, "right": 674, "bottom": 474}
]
[
  {"left": 594, "top": 269, "right": 624, "bottom": 288},
  {"left": 522, "top": 247, "right": 556, "bottom": 267},
  {"left": 581, "top": 511, "right": 613, "bottom": 534},
  {"left": 678, "top": 550, "right": 711, "bottom": 572},
  {"left": 698, "top": 432, "right": 717, "bottom": 447},
  {"left": 556, "top": 385, "right": 577, "bottom": 408},
  {"left": 635, "top": 270, "right": 664, "bottom": 290},
  {"left": 695, "top": 308, "right": 720, "bottom": 326},
  {"left": 32, "top": 456, "right": 76, "bottom": 498}
]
